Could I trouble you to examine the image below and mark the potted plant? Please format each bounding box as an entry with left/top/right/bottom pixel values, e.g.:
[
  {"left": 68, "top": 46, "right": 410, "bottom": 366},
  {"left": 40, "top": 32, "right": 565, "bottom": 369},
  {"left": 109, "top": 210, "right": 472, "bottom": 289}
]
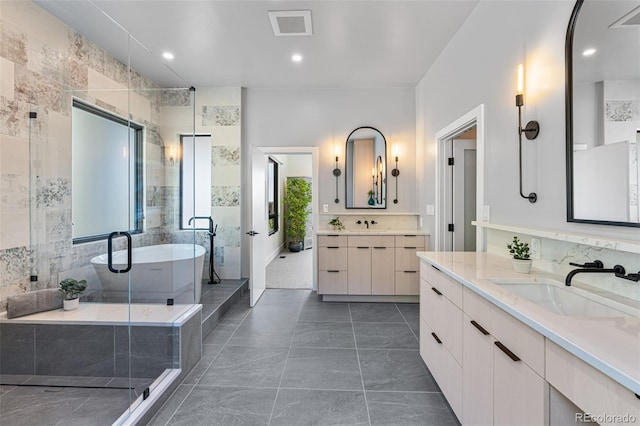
[
  {"left": 328, "top": 217, "right": 345, "bottom": 231},
  {"left": 59, "top": 278, "right": 87, "bottom": 310},
  {"left": 367, "top": 190, "right": 375, "bottom": 206},
  {"left": 507, "top": 236, "right": 532, "bottom": 274},
  {"left": 283, "top": 178, "right": 312, "bottom": 252}
]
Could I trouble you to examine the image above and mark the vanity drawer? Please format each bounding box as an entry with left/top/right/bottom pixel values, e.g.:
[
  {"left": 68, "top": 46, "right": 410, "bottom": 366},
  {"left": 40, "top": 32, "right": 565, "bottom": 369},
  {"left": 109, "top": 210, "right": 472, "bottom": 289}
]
[
  {"left": 318, "top": 247, "right": 348, "bottom": 270},
  {"left": 463, "top": 286, "right": 494, "bottom": 333},
  {"left": 395, "top": 271, "right": 419, "bottom": 295},
  {"left": 420, "top": 263, "right": 463, "bottom": 309},
  {"left": 348, "top": 235, "right": 394, "bottom": 248},
  {"left": 318, "top": 270, "right": 347, "bottom": 294},
  {"left": 491, "top": 305, "right": 545, "bottom": 377},
  {"left": 395, "top": 235, "right": 426, "bottom": 248},
  {"left": 396, "top": 247, "right": 422, "bottom": 271},
  {"left": 318, "top": 235, "right": 347, "bottom": 247}
]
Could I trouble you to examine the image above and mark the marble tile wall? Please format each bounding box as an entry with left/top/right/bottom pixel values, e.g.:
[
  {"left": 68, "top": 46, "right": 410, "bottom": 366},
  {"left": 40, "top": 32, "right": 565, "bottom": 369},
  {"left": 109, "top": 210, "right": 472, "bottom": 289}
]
[{"left": 486, "top": 228, "right": 640, "bottom": 302}]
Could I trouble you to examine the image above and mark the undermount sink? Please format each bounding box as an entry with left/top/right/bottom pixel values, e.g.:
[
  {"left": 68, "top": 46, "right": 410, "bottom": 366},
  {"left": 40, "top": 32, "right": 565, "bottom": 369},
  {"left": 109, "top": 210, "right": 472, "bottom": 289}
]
[{"left": 489, "top": 278, "right": 636, "bottom": 318}]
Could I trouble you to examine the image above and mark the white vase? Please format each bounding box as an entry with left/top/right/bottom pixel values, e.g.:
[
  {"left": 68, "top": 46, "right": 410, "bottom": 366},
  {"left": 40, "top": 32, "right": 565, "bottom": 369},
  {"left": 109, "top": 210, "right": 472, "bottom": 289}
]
[
  {"left": 63, "top": 298, "right": 79, "bottom": 311},
  {"left": 512, "top": 258, "right": 532, "bottom": 274}
]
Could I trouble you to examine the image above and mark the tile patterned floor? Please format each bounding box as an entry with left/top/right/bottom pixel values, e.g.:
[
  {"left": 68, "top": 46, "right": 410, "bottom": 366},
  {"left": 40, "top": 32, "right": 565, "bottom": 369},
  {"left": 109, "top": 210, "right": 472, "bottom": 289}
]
[{"left": 149, "top": 289, "right": 460, "bottom": 426}]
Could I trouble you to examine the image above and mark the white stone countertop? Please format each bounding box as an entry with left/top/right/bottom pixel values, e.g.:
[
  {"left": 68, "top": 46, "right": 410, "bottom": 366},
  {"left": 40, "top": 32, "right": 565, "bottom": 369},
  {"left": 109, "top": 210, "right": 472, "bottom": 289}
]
[
  {"left": 0, "top": 303, "right": 202, "bottom": 326},
  {"left": 416, "top": 251, "right": 640, "bottom": 395},
  {"left": 317, "top": 230, "right": 429, "bottom": 236}
]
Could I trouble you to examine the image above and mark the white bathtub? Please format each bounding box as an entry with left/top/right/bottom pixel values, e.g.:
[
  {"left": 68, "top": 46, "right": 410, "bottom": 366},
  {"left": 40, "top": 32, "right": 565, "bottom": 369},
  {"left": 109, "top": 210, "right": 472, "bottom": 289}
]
[{"left": 90, "top": 244, "right": 205, "bottom": 304}]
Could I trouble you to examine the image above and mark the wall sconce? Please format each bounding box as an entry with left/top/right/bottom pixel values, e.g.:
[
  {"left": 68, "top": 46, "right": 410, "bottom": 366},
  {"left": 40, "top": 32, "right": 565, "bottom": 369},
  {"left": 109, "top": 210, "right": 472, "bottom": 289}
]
[
  {"left": 376, "top": 155, "right": 383, "bottom": 204},
  {"left": 162, "top": 144, "right": 176, "bottom": 166},
  {"left": 515, "top": 64, "right": 539, "bottom": 203},
  {"left": 333, "top": 144, "right": 341, "bottom": 203},
  {"left": 391, "top": 145, "right": 400, "bottom": 204}
]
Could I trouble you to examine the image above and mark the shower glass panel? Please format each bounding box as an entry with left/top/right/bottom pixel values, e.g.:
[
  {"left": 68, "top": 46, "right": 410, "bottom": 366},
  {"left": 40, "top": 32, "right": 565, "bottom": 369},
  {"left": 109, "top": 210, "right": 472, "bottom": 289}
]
[{"left": 3, "top": 19, "right": 198, "bottom": 426}]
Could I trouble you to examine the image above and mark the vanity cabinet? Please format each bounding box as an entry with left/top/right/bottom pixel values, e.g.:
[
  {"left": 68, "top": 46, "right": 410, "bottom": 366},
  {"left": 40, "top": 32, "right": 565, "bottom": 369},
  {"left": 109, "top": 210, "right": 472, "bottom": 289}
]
[
  {"left": 395, "top": 235, "right": 426, "bottom": 295},
  {"left": 318, "top": 233, "right": 427, "bottom": 297},
  {"left": 420, "top": 263, "right": 548, "bottom": 425}
]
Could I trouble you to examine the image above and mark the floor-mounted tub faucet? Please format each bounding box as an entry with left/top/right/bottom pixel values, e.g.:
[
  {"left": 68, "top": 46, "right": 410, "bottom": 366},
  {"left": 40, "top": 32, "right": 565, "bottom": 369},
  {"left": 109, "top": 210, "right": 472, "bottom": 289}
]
[{"left": 565, "top": 260, "right": 625, "bottom": 286}]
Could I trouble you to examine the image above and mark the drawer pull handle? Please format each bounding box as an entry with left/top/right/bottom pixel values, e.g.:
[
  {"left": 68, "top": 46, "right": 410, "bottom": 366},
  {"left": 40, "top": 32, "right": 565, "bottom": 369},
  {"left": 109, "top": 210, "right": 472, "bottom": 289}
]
[
  {"left": 327, "top": 235, "right": 340, "bottom": 237},
  {"left": 431, "top": 332, "right": 442, "bottom": 344},
  {"left": 470, "top": 320, "right": 490, "bottom": 336},
  {"left": 494, "top": 341, "right": 520, "bottom": 362},
  {"left": 404, "top": 235, "right": 417, "bottom": 237},
  {"left": 431, "top": 264, "right": 441, "bottom": 271},
  {"left": 327, "top": 246, "right": 340, "bottom": 249},
  {"left": 404, "top": 247, "right": 417, "bottom": 249},
  {"left": 357, "top": 246, "right": 368, "bottom": 249},
  {"left": 635, "top": 393, "right": 640, "bottom": 400},
  {"left": 431, "top": 287, "right": 442, "bottom": 296},
  {"left": 404, "top": 271, "right": 417, "bottom": 274},
  {"left": 327, "top": 270, "right": 340, "bottom": 273},
  {"left": 373, "top": 247, "right": 387, "bottom": 249}
]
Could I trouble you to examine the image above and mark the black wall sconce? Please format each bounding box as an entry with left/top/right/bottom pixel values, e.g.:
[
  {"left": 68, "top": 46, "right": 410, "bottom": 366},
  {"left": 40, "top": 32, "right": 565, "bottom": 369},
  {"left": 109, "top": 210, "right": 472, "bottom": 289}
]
[
  {"left": 391, "top": 146, "right": 399, "bottom": 204},
  {"left": 516, "top": 64, "right": 539, "bottom": 203},
  {"left": 333, "top": 145, "right": 341, "bottom": 203}
]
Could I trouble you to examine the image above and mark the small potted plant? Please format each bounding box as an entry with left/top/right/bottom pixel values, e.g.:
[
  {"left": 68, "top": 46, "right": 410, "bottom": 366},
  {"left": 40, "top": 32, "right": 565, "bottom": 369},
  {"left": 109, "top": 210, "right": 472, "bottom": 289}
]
[
  {"left": 367, "top": 190, "right": 375, "bottom": 206},
  {"left": 507, "top": 236, "right": 532, "bottom": 274},
  {"left": 59, "top": 278, "right": 87, "bottom": 310},
  {"left": 328, "top": 217, "right": 345, "bottom": 231}
]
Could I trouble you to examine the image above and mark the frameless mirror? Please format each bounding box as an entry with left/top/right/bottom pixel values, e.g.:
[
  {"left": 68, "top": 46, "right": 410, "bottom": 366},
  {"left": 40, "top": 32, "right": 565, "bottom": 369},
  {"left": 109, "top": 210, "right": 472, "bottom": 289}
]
[
  {"left": 345, "top": 126, "right": 387, "bottom": 209},
  {"left": 566, "top": 0, "right": 640, "bottom": 227}
]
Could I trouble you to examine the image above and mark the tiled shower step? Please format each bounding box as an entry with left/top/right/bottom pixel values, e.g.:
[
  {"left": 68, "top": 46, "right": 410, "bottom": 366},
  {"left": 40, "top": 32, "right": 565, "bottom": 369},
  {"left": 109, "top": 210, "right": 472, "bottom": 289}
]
[{"left": 200, "top": 279, "right": 248, "bottom": 339}]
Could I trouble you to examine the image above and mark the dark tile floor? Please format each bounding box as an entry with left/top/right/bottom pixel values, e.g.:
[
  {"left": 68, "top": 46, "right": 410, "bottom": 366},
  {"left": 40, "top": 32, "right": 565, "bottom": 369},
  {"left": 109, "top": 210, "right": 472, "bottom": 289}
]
[{"left": 149, "top": 289, "right": 460, "bottom": 426}]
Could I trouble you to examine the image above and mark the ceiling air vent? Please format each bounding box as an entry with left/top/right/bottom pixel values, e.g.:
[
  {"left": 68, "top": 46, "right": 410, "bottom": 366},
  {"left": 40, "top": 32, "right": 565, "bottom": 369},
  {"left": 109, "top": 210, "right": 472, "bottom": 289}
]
[
  {"left": 610, "top": 6, "right": 640, "bottom": 28},
  {"left": 268, "top": 10, "right": 313, "bottom": 36}
]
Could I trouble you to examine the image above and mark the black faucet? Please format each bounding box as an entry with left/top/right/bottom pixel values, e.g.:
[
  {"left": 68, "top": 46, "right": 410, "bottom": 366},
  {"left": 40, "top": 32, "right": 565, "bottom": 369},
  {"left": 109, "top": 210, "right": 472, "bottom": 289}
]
[
  {"left": 565, "top": 260, "right": 626, "bottom": 286},
  {"left": 188, "top": 216, "right": 214, "bottom": 235},
  {"left": 364, "top": 220, "right": 369, "bottom": 229}
]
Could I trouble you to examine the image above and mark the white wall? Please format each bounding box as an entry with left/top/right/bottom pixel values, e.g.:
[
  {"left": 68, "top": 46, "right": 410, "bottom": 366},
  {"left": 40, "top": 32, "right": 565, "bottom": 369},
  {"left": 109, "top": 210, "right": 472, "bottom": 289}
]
[
  {"left": 416, "top": 1, "right": 639, "bottom": 243},
  {"left": 242, "top": 88, "right": 416, "bottom": 276}
]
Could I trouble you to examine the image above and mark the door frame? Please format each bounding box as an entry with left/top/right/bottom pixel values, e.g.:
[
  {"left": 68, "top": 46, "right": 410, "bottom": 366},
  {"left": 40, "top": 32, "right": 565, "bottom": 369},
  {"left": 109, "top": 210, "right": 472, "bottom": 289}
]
[
  {"left": 251, "top": 146, "right": 319, "bottom": 292},
  {"left": 435, "top": 104, "right": 485, "bottom": 252}
]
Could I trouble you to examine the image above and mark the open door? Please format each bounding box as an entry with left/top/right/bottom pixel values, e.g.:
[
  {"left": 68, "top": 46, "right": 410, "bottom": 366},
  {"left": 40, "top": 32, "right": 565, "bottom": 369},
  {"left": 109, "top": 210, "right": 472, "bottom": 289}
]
[{"left": 249, "top": 147, "right": 268, "bottom": 306}]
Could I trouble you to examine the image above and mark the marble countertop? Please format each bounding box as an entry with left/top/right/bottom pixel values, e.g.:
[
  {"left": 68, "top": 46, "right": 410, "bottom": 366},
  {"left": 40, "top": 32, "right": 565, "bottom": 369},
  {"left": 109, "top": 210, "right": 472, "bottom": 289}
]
[
  {"left": 417, "top": 251, "right": 640, "bottom": 394},
  {"left": 317, "top": 230, "right": 429, "bottom": 236}
]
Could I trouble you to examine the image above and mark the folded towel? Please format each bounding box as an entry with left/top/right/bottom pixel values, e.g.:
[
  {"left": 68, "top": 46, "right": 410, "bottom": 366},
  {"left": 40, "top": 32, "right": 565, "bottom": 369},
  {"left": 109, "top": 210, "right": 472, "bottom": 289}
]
[{"left": 6, "top": 289, "right": 63, "bottom": 319}]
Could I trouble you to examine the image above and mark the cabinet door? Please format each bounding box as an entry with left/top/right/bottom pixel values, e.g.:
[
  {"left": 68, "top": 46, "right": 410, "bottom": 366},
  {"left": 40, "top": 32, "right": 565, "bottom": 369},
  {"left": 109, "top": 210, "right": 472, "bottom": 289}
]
[
  {"left": 493, "top": 340, "right": 547, "bottom": 426},
  {"left": 371, "top": 246, "right": 395, "bottom": 295},
  {"left": 347, "top": 247, "right": 371, "bottom": 294},
  {"left": 462, "top": 313, "right": 493, "bottom": 426}
]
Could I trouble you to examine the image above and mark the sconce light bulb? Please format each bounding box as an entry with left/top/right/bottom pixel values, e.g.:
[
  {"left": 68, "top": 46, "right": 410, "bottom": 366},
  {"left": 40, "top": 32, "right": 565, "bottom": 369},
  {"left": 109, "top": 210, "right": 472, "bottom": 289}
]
[{"left": 516, "top": 64, "right": 524, "bottom": 95}]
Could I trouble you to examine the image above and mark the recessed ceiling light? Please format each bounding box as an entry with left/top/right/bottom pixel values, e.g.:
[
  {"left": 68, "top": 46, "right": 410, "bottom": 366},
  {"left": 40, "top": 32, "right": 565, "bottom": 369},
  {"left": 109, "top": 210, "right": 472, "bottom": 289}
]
[
  {"left": 292, "top": 53, "right": 303, "bottom": 63},
  {"left": 162, "top": 52, "right": 174, "bottom": 60},
  {"left": 582, "top": 48, "right": 596, "bottom": 56}
]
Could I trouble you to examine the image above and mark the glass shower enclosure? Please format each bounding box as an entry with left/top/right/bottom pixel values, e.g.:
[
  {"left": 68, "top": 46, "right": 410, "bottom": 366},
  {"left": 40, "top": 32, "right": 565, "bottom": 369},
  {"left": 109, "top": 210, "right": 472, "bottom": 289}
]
[{"left": 0, "top": 5, "right": 203, "bottom": 424}]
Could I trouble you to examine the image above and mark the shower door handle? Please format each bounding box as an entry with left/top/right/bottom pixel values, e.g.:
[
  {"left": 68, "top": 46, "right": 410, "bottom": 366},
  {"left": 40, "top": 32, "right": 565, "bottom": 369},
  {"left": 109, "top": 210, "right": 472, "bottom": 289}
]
[{"left": 108, "top": 231, "right": 132, "bottom": 273}]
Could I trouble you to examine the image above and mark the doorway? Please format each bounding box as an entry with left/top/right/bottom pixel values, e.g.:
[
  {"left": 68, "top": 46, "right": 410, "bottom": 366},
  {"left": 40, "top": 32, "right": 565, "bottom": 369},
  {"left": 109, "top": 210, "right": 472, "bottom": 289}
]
[
  {"left": 248, "top": 147, "right": 319, "bottom": 306},
  {"left": 435, "top": 105, "right": 485, "bottom": 252}
]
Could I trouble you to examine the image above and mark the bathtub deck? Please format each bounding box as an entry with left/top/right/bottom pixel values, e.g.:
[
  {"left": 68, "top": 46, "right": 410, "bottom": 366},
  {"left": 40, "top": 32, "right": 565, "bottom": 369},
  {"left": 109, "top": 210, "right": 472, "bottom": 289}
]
[{"left": 0, "top": 303, "right": 200, "bottom": 326}]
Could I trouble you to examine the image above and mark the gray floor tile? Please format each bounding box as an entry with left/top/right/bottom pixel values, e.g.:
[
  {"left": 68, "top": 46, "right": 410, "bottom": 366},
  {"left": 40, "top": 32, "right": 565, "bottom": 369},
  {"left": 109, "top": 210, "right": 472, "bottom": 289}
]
[
  {"left": 291, "top": 321, "right": 356, "bottom": 349},
  {"left": 349, "top": 303, "right": 405, "bottom": 322},
  {"left": 367, "top": 391, "right": 460, "bottom": 425},
  {"left": 270, "top": 388, "right": 369, "bottom": 426},
  {"left": 359, "top": 349, "right": 439, "bottom": 392},
  {"left": 353, "top": 322, "right": 418, "bottom": 349},
  {"left": 166, "top": 386, "right": 277, "bottom": 426},
  {"left": 198, "top": 346, "right": 288, "bottom": 387},
  {"left": 226, "top": 318, "right": 296, "bottom": 348},
  {"left": 280, "top": 348, "right": 362, "bottom": 390},
  {"left": 298, "top": 302, "right": 351, "bottom": 322},
  {"left": 147, "top": 384, "right": 195, "bottom": 426},
  {"left": 396, "top": 303, "right": 420, "bottom": 320},
  {"left": 182, "top": 344, "right": 223, "bottom": 384},
  {"left": 202, "top": 323, "right": 237, "bottom": 345}
]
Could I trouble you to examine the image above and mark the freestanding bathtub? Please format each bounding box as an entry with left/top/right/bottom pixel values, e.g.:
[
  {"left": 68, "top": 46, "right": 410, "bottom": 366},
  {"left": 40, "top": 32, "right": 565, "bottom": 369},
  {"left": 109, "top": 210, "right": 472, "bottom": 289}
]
[{"left": 90, "top": 244, "right": 205, "bottom": 304}]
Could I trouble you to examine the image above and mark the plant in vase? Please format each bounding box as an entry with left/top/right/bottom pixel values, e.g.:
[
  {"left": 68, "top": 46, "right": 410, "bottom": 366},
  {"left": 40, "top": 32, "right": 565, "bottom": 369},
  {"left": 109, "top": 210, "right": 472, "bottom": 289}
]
[
  {"left": 367, "top": 190, "right": 375, "bottom": 206},
  {"left": 328, "top": 217, "right": 345, "bottom": 231},
  {"left": 507, "top": 236, "right": 532, "bottom": 274},
  {"left": 283, "top": 177, "right": 312, "bottom": 252},
  {"left": 59, "top": 278, "right": 87, "bottom": 310}
]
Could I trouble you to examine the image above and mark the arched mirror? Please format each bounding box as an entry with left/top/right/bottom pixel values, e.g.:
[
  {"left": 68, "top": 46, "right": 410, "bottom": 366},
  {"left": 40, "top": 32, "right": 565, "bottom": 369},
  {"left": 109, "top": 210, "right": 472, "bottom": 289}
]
[
  {"left": 345, "top": 126, "right": 387, "bottom": 209},
  {"left": 566, "top": 0, "right": 640, "bottom": 227}
]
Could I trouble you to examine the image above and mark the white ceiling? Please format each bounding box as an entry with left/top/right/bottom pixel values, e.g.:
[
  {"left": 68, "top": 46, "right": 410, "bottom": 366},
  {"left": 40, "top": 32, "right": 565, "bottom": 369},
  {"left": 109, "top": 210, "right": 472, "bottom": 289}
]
[{"left": 35, "top": 0, "right": 479, "bottom": 89}]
